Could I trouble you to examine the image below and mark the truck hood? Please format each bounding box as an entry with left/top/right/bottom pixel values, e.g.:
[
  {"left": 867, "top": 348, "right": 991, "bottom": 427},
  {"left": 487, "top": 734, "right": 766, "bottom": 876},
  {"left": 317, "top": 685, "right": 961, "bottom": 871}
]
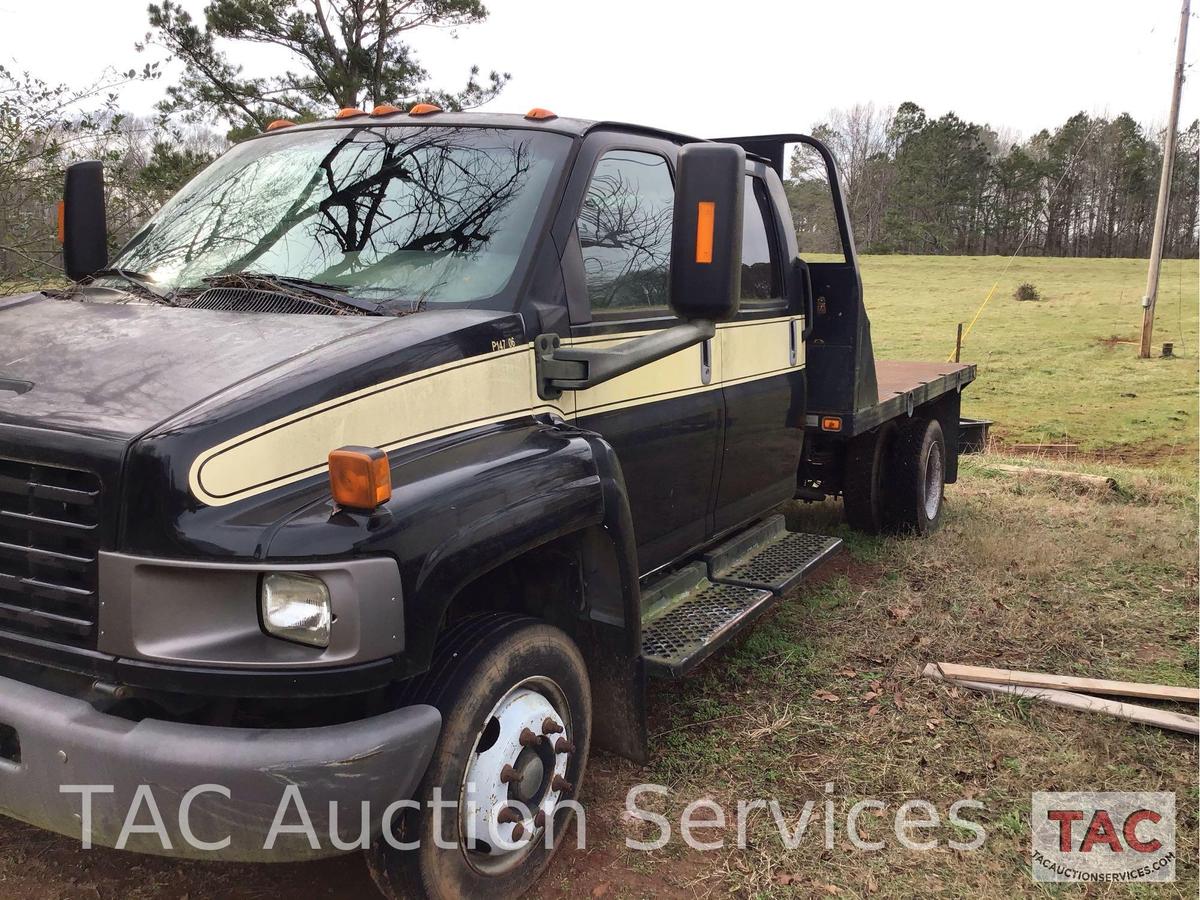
[
  {"left": 0, "top": 294, "right": 387, "bottom": 440},
  {"left": 0, "top": 291, "right": 527, "bottom": 561}
]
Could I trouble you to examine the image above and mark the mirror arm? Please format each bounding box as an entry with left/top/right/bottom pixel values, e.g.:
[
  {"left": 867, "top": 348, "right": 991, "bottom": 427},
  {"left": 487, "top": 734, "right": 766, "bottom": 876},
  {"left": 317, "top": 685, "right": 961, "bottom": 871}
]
[{"left": 535, "top": 321, "right": 716, "bottom": 401}]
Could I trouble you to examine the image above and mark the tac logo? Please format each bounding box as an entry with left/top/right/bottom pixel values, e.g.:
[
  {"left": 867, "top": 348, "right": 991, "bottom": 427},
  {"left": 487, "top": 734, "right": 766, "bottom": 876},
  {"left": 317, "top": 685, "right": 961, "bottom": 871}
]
[{"left": 1031, "top": 792, "right": 1175, "bottom": 883}]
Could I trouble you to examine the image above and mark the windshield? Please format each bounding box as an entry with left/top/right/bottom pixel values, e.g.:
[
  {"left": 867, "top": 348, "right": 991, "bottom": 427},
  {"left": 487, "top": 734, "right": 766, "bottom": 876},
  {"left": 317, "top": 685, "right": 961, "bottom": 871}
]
[{"left": 107, "top": 126, "right": 571, "bottom": 310}]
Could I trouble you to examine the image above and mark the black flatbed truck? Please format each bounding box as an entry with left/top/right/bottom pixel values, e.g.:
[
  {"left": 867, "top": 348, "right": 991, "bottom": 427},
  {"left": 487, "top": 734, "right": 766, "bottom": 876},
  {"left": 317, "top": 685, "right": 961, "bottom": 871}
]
[{"left": 0, "top": 108, "right": 974, "bottom": 898}]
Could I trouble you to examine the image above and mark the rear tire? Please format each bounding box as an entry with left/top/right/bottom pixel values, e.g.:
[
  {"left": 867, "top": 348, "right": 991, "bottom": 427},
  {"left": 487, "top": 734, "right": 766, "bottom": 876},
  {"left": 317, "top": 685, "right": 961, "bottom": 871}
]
[
  {"left": 367, "top": 615, "right": 591, "bottom": 900},
  {"left": 842, "top": 422, "right": 896, "bottom": 534},
  {"left": 884, "top": 417, "right": 946, "bottom": 535}
]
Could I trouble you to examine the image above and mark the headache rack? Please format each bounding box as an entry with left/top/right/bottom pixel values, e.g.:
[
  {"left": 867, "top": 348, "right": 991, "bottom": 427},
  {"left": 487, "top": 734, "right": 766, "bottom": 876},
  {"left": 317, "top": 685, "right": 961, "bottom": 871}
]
[{"left": 0, "top": 458, "right": 102, "bottom": 648}]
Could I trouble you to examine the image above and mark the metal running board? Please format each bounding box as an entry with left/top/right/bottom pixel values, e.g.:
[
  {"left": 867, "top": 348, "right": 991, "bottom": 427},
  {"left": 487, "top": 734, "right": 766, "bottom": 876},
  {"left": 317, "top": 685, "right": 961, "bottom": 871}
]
[
  {"left": 640, "top": 563, "right": 773, "bottom": 678},
  {"left": 704, "top": 515, "right": 842, "bottom": 594}
]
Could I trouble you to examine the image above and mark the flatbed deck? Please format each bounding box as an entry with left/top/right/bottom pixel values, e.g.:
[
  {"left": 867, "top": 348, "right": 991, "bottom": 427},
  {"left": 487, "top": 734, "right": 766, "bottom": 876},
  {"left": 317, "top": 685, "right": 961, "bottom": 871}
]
[
  {"left": 808, "top": 359, "right": 977, "bottom": 437},
  {"left": 865, "top": 359, "right": 976, "bottom": 433}
]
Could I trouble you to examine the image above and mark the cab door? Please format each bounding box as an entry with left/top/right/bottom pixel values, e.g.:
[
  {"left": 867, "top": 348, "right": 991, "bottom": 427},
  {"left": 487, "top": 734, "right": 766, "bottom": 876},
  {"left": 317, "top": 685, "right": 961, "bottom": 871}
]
[
  {"left": 558, "top": 136, "right": 722, "bottom": 575},
  {"left": 713, "top": 169, "right": 806, "bottom": 533}
]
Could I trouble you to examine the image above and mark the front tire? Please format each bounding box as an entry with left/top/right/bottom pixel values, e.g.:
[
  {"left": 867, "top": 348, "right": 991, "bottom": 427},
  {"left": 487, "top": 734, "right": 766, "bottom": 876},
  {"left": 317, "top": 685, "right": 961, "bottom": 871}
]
[{"left": 367, "top": 615, "right": 591, "bottom": 900}]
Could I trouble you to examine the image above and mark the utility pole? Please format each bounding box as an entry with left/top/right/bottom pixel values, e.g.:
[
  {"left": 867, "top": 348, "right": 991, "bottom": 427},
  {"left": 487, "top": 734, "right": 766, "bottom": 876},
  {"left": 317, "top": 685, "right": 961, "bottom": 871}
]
[{"left": 1139, "top": 0, "right": 1191, "bottom": 359}]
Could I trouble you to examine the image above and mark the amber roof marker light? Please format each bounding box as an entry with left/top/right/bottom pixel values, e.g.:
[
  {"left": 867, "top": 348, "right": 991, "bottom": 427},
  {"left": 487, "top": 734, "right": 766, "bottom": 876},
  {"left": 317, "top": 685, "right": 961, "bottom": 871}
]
[
  {"left": 408, "top": 103, "right": 443, "bottom": 116},
  {"left": 265, "top": 119, "right": 296, "bottom": 131},
  {"left": 524, "top": 108, "right": 557, "bottom": 120},
  {"left": 329, "top": 446, "right": 392, "bottom": 510},
  {"left": 334, "top": 107, "right": 368, "bottom": 119},
  {"left": 370, "top": 104, "right": 403, "bottom": 117}
]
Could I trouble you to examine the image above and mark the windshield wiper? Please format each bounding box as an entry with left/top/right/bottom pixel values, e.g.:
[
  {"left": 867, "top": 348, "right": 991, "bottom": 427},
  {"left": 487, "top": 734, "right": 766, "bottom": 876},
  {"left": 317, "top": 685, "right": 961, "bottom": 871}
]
[
  {"left": 202, "top": 272, "right": 385, "bottom": 315},
  {"left": 86, "top": 267, "right": 174, "bottom": 304}
]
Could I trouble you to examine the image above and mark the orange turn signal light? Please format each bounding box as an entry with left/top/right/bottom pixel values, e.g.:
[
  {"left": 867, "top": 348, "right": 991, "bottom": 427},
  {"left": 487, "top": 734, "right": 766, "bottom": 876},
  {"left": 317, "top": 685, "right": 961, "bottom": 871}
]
[
  {"left": 329, "top": 446, "right": 391, "bottom": 510},
  {"left": 370, "top": 104, "right": 403, "bottom": 117},
  {"left": 56, "top": 200, "right": 65, "bottom": 243},
  {"left": 524, "top": 107, "right": 557, "bottom": 120},
  {"left": 821, "top": 416, "right": 843, "bottom": 432},
  {"left": 695, "top": 201, "right": 715, "bottom": 264},
  {"left": 266, "top": 119, "right": 296, "bottom": 131},
  {"left": 335, "top": 107, "right": 367, "bottom": 119},
  {"left": 408, "top": 103, "right": 442, "bottom": 116}
]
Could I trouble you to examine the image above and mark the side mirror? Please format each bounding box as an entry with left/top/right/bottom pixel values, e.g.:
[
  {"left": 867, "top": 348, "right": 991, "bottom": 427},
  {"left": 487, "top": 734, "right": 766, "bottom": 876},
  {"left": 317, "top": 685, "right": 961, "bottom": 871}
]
[
  {"left": 61, "top": 161, "right": 108, "bottom": 280},
  {"left": 668, "top": 143, "right": 745, "bottom": 322}
]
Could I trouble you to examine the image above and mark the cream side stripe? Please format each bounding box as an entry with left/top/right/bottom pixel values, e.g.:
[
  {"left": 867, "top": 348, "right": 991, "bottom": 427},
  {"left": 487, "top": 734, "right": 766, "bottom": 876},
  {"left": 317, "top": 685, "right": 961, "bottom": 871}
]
[
  {"left": 190, "top": 348, "right": 559, "bottom": 505},
  {"left": 204, "top": 342, "right": 530, "bottom": 454},
  {"left": 566, "top": 313, "right": 796, "bottom": 347},
  {"left": 576, "top": 364, "right": 799, "bottom": 417},
  {"left": 187, "top": 316, "right": 804, "bottom": 506},
  {"left": 723, "top": 319, "right": 797, "bottom": 380}
]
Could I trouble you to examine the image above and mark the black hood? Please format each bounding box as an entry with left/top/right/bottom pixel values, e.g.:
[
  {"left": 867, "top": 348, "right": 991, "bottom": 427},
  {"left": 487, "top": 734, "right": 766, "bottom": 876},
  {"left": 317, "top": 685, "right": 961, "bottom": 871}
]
[
  {"left": 0, "top": 292, "right": 527, "bottom": 560},
  {"left": 0, "top": 294, "right": 386, "bottom": 440}
]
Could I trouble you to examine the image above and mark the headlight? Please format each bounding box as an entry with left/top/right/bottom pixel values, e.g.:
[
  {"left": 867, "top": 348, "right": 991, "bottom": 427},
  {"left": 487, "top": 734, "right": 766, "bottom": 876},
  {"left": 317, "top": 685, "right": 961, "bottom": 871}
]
[{"left": 260, "top": 573, "right": 332, "bottom": 648}]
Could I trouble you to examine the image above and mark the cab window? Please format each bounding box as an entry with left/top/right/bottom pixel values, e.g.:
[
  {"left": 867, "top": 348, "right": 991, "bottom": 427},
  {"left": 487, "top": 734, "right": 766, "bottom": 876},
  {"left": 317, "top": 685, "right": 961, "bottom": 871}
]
[
  {"left": 741, "top": 175, "right": 783, "bottom": 302},
  {"left": 577, "top": 150, "right": 674, "bottom": 316}
]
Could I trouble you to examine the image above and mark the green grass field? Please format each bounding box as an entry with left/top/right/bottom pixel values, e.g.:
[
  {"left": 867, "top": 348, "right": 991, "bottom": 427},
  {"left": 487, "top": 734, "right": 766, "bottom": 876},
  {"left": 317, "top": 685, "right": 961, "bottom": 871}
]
[{"left": 858, "top": 255, "right": 1199, "bottom": 467}]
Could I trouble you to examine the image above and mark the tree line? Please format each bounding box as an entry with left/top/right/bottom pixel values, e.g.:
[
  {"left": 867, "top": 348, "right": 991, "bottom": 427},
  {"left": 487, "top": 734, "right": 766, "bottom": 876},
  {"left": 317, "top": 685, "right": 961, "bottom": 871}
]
[{"left": 793, "top": 102, "right": 1198, "bottom": 259}]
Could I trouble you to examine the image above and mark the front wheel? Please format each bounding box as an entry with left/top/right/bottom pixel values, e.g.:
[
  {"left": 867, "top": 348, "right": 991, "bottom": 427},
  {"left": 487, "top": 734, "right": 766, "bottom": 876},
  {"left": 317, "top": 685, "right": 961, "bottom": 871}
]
[{"left": 367, "top": 615, "right": 591, "bottom": 900}]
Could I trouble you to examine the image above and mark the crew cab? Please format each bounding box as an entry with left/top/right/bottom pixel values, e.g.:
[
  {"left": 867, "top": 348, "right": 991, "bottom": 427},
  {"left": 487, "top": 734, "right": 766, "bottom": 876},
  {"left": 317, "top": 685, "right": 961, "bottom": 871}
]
[{"left": 0, "top": 107, "right": 974, "bottom": 898}]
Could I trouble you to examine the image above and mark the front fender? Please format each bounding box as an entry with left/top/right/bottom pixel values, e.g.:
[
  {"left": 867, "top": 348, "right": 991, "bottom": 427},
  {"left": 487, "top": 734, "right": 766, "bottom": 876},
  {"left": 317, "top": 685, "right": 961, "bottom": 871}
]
[
  {"left": 261, "top": 418, "right": 649, "bottom": 759},
  {"left": 265, "top": 420, "right": 613, "bottom": 675}
]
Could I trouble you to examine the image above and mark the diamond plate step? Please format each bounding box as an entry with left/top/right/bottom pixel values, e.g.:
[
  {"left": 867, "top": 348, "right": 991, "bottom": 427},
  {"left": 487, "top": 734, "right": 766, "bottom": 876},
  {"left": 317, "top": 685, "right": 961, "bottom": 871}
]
[
  {"left": 704, "top": 515, "right": 842, "bottom": 594},
  {"left": 640, "top": 563, "right": 773, "bottom": 678}
]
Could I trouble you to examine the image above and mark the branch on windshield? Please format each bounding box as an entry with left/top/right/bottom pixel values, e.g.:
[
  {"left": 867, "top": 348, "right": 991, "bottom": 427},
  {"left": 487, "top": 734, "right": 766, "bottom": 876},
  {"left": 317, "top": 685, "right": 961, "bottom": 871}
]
[{"left": 43, "top": 268, "right": 178, "bottom": 305}]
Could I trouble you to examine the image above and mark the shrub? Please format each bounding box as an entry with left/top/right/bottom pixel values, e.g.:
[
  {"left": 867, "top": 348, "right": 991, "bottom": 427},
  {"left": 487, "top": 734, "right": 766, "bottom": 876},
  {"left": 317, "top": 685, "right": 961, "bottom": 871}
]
[{"left": 1014, "top": 282, "right": 1041, "bottom": 301}]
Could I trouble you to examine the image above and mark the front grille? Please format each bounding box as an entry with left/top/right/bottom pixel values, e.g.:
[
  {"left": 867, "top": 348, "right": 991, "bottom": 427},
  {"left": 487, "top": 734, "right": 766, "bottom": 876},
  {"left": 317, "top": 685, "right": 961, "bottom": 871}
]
[{"left": 0, "top": 458, "right": 101, "bottom": 647}]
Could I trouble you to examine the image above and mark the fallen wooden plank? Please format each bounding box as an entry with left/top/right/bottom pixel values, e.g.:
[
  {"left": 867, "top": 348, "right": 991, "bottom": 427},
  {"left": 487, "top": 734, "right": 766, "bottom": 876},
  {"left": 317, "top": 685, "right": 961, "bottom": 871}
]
[
  {"left": 1011, "top": 443, "right": 1080, "bottom": 451},
  {"left": 937, "top": 662, "right": 1199, "bottom": 704},
  {"left": 923, "top": 664, "right": 1199, "bottom": 736},
  {"left": 983, "top": 462, "right": 1117, "bottom": 490}
]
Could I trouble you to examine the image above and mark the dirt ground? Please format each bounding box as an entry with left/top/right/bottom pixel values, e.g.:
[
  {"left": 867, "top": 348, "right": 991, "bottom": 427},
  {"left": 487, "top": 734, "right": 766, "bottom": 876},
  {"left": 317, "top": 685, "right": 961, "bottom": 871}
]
[{"left": 1, "top": 460, "right": 1196, "bottom": 899}]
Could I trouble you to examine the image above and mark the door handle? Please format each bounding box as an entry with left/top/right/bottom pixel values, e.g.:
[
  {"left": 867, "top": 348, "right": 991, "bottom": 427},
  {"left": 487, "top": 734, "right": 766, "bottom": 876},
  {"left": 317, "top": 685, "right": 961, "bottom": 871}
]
[
  {"left": 700, "top": 339, "right": 712, "bottom": 385},
  {"left": 789, "top": 319, "right": 799, "bottom": 366}
]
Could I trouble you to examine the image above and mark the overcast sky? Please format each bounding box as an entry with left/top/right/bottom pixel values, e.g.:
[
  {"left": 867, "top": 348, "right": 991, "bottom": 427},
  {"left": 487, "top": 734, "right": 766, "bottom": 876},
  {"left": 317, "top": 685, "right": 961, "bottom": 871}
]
[{"left": 0, "top": 0, "right": 1195, "bottom": 140}]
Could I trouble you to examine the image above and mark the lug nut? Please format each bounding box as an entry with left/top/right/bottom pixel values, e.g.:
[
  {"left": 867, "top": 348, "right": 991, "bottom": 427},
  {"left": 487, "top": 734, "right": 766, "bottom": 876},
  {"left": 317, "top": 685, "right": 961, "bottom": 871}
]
[
  {"left": 512, "top": 822, "right": 525, "bottom": 841},
  {"left": 551, "top": 775, "right": 573, "bottom": 793},
  {"left": 497, "top": 805, "right": 522, "bottom": 825},
  {"left": 542, "top": 717, "right": 564, "bottom": 735},
  {"left": 500, "top": 764, "right": 523, "bottom": 784},
  {"left": 534, "top": 809, "right": 546, "bottom": 828},
  {"left": 554, "top": 737, "right": 576, "bottom": 754},
  {"left": 519, "top": 727, "right": 544, "bottom": 748}
]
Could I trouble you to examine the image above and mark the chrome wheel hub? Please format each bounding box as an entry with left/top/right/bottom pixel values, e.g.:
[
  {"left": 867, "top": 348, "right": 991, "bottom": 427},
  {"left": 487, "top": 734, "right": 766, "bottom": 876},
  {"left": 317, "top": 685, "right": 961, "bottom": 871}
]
[{"left": 460, "top": 681, "right": 573, "bottom": 872}]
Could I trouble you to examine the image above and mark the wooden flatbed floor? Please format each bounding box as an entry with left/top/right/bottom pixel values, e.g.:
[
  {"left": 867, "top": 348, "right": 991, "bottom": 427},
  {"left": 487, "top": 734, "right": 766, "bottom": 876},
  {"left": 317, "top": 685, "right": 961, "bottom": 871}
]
[
  {"left": 875, "top": 360, "right": 975, "bottom": 403},
  {"left": 853, "top": 359, "right": 976, "bottom": 435}
]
